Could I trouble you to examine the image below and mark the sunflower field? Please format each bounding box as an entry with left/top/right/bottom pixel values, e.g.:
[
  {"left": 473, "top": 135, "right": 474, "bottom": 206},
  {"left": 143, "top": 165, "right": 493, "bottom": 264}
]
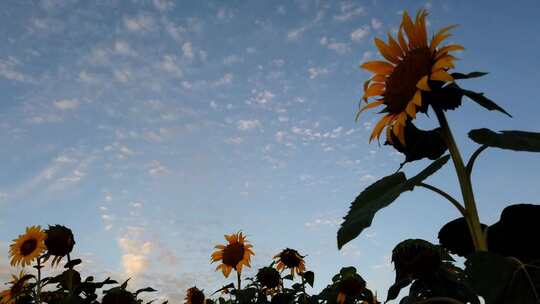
[{"left": 2, "top": 8, "right": 540, "bottom": 304}]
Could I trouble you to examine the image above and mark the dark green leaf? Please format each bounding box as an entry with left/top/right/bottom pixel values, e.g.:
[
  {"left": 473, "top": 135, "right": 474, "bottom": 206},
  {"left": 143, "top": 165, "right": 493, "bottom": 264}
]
[
  {"left": 302, "top": 271, "right": 315, "bottom": 287},
  {"left": 337, "top": 155, "right": 450, "bottom": 249},
  {"left": 469, "top": 129, "right": 540, "bottom": 152},
  {"left": 465, "top": 252, "right": 540, "bottom": 304},
  {"left": 460, "top": 88, "right": 511, "bottom": 117},
  {"left": 386, "top": 278, "right": 412, "bottom": 302},
  {"left": 64, "top": 259, "right": 82, "bottom": 269},
  {"left": 136, "top": 287, "right": 157, "bottom": 295},
  {"left": 451, "top": 71, "right": 488, "bottom": 79},
  {"left": 283, "top": 274, "right": 294, "bottom": 281},
  {"left": 339, "top": 267, "right": 357, "bottom": 278}
]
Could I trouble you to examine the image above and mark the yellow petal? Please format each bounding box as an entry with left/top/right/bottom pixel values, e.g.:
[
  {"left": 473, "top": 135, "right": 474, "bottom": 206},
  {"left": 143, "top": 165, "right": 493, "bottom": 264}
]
[
  {"left": 370, "top": 115, "right": 392, "bottom": 142},
  {"left": 397, "top": 124, "right": 406, "bottom": 145},
  {"left": 414, "top": 10, "right": 428, "bottom": 47},
  {"left": 431, "top": 70, "right": 454, "bottom": 82},
  {"left": 360, "top": 61, "right": 394, "bottom": 75},
  {"left": 405, "top": 101, "right": 417, "bottom": 118},
  {"left": 436, "top": 44, "right": 465, "bottom": 58},
  {"left": 432, "top": 57, "right": 455, "bottom": 72},
  {"left": 430, "top": 25, "right": 458, "bottom": 50},
  {"left": 364, "top": 83, "right": 385, "bottom": 98},
  {"left": 411, "top": 90, "right": 422, "bottom": 106},
  {"left": 397, "top": 27, "right": 409, "bottom": 52},
  {"left": 375, "top": 38, "right": 399, "bottom": 64},
  {"left": 416, "top": 75, "right": 430, "bottom": 91},
  {"left": 401, "top": 11, "right": 417, "bottom": 48},
  {"left": 357, "top": 100, "right": 384, "bottom": 115},
  {"left": 387, "top": 33, "right": 404, "bottom": 58},
  {"left": 223, "top": 265, "right": 232, "bottom": 277},
  {"left": 371, "top": 74, "right": 387, "bottom": 83}
]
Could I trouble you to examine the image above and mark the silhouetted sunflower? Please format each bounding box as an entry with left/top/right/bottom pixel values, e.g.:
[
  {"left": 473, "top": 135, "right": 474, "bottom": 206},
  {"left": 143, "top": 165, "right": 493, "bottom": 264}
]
[
  {"left": 0, "top": 271, "right": 32, "bottom": 304},
  {"left": 256, "top": 266, "right": 282, "bottom": 294},
  {"left": 336, "top": 275, "right": 366, "bottom": 304},
  {"left": 9, "top": 226, "right": 47, "bottom": 267},
  {"left": 211, "top": 232, "right": 254, "bottom": 277},
  {"left": 273, "top": 248, "right": 306, "bottom": 277},
  {"left": 102, "top": 289, "right": 136, "bottom": 304},
  {"left": 358, "top": 9, "right": 462, "bottom": 144},
  {"left": 185, "top": 287, "right": 205, "bottom": 304},
  {"left": 45, "top": 225, "right": 75, "bottom": 266}
]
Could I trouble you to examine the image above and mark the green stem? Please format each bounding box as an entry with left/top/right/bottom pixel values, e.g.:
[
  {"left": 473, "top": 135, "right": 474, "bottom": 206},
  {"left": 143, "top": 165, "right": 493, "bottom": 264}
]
[
  {"left": 36, "top": 257, "right": 42, "bottom": 304},
  {"left": 434, "top": 108, "right": 487, "bottom": 251},
  {"left": 418, "top": 182, "right": 466, "bottom": 217},
  {"left": 237, "top": 270, "right": 242, "bottom": 291}
]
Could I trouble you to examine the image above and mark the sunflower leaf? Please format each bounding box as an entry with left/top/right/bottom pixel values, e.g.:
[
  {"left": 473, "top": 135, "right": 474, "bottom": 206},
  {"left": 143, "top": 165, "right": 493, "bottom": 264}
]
[
  {"left": 460, "top": 88, "right": 512, "bottom": 117},
  {"left": 468, "top": 129, "right": 540, "bottom": 152},
  {"left": 302, "top": 271, "right": 315, "bottom": 287},
  {"left": 451, "top": 71, "right": 488, "bottom": 79},
  {"left": 337, "top": 155, "right": 450, "bottom": 249}
]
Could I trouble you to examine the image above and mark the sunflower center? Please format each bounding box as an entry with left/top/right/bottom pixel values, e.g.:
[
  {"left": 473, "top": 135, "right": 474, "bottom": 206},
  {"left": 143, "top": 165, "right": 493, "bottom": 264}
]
[
  {"left": 280, "top": 250, "right": 302, "bottom": 268},
  {"left": 222, "top": 242, "right": 244, "bottom": 267},
  {"left": 384, "top": 47, "right": 433, "bottom": 113},
  {"left": 339, "top": 277, "right": 365, "bottom": 297},
  {"left": 20, "top": 239, "right": 37, "bottom": 256}
]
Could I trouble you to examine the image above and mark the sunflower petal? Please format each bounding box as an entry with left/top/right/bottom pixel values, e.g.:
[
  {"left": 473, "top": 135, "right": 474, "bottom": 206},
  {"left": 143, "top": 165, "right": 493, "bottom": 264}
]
[
  {"left": 432, "top": 56, "right": 455, "bottom": 72},
  {"left": 387, "top": 33, "right": 404, "bottom": 58},
  {"left": 375, "top": 38, "right": 400, "bottom": 64},
  {"left": 436, "top": 44, "right": 465, "bottom": 58},
  {"left": 360, "top": 61, "right": 394, "bottom": 75},
  {"left": 431, "top": 70, "right": 454, "bottom": 82},
  {"left": 371, "top": 74, "right": 387, "bottom": 83},
  {"left": 370, "top": 115, "right": 392, "bottom": 142},
  {"left": 411, "top": 90, "right": 422, "bottom": 106},
  {"left": 356, "top": 100, "right": 384, "bottom": 120},
  {"left": 364, "top": 83, "right": 385, "bottom": 98},
  {"left": 401, "top": 11, "right": 417, "bottom": 48},
  {"left": 405, "top": 101, "right": 417, "bottom": 118},
  {"left": 430, "top": 25, "right": 458, "bottom": 50},
  {"left": 416, "top": 75, "right": 430, "bottom": 91},
  {"left": 414, "top": 9, "right": 428, "bottom": 47},
  {"left": 397, "top": 27, "right": 409, "bottom": 52}
]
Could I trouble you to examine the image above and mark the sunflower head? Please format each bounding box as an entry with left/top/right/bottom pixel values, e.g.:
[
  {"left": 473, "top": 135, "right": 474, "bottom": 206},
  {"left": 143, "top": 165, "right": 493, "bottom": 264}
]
[
  {"left": 336, "top": 275, "right": 366, "bottom": 304},
  {"left": 358, "top": 9, "right": 463, "bottom": 144},
  {"left": 392, "top": 239, "right": 442, "bottom": 280},
  {"left": 185, "top": 287, "right": 205, "bottom": 304},
  {"left": 0, "top": 271, "right": 33, "bottom": 304},
  {"left": 256, "top": 266, "right": 282, "bottom": 292},
  {"left": 211, "top": 232, "right": 254, "bottom": 278},
  {"left": 9, "top": 226, "right": 47, "bottom": 267},
  {"left": 44, "top": 225, "right": 75, "bottom": 262},
  {"left": 273, "top": 248, "right": 306, "bottom": 277},
  {"left": 102, "top": 288, "right": 136, "bottom": 304}
]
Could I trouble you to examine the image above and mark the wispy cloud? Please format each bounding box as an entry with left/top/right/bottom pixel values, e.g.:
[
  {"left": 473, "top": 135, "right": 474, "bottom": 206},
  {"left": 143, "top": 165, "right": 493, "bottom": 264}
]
[{"left": 287, "top": 10, "right": 324, "bottom": 41}]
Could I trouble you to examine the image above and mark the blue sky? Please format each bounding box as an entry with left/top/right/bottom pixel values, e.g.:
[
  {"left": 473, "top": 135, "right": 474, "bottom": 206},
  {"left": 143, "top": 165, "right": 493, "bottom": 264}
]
[{"left": 1, "top": 0, "right": 540, "bottom": 302}]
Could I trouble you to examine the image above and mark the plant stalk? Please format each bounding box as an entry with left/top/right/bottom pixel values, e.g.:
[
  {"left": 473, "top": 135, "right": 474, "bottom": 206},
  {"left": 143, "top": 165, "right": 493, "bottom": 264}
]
[
  {"left": 434, "top": 108, "right": 487, "bottom": 251},
  {"left": 237, "top": 270, "right": 242, "bottom": 291}
]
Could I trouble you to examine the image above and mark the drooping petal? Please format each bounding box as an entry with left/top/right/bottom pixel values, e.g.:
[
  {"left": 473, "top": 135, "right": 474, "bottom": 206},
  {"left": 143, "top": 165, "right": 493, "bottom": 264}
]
[
  {"left": 401, "top": 11, "right": 417, "bottom": 48},
  {"left": 387, "top": 33, "right": 404, "bottom": 58},
  {"left": 360, "top": 61, "right": 394, "bottom": 74},
  {"left": 371, "top": 74, "right": 387, "bottom": 83},
  {"left": 364, "top": 83, "right": 385, "bottom": 98},
  {"left": 370, "top": 115, "right": 393, "bottom": 142},
  {"left": 405, "top": 101, "right": 417, "bottom": 118},
  {"left": 416, "top": 75, "right": 430, "bottom": 91},
  {"left": 411, "top": 90, "right": 422, "bottom": 106},
  {"left": 430, "top": 25, "right": 458, "bottom": 50},
  {"left": 432, "top": 57, "right": 455, "bottom": 72},
  {"left": 435, "top": 44, "right": 465, "bottom": 58}
]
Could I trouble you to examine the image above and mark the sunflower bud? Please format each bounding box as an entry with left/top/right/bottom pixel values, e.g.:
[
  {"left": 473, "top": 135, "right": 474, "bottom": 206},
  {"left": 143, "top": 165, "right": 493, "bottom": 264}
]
[
  {"left": 337, "top": 275, "right": 366, "bottom": 301},
  {"left": 185, "top": 287, "right": 205, "bottom": 304},
  {"left": 392, "top": 239, "right": 441, "bottom": 280},
  {"left": 45, "top": 225, "right": 75, "bottom": 257},
  {"left": 256, "top": 267, "right": 281, "bottom": 290}
]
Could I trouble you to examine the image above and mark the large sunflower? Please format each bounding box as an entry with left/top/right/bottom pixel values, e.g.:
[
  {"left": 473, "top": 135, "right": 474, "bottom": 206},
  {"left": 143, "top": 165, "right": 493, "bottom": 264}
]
[
  {"left": 211, "top": 232, "right": 254, "bottom": 278},
  {"left": 9, "top": 226, "right": 47, "bottom": 267},
  {"left": 359, "top": 9, "right": 463, "bottom": 144},
  {"left": 273, "top": 248, "right": 306, "bottom": 277},
  {"left": 0, "top": 271, "right": 32, "bottom": 304}
]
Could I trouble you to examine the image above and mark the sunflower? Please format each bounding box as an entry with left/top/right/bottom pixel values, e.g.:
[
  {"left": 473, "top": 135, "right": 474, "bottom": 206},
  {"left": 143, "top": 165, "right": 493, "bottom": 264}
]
[
  {"left": 9, "top": 226, "right": 47, "bottom": 267},
  {"left": 185, "top": 287, "right": 205, "bottom": 304},
  {"left": 358, "top": 9, "right": 463, "bottom": 144},
  {"left": 0, "top": 271, "right": 32, "bottom": 304},
  {"left": 336, "top": 275, "right": 366, "bottom": 304},
  {"left": 256, "top": 266, "right": 282, "bottom": 294},
  {"left": 211, "top": 232, "right": 254, "bottom": 278},
  {"left": 44, "top": 225, "right": 76, "bottom": 266},
  {"left": 273, "top": 248, "right": 306, "bottom": 277}
]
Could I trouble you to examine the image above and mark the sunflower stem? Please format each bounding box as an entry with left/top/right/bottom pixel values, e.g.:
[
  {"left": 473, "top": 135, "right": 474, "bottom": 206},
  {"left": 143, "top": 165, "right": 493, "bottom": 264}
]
[
  {"left": 36, "top": 257, "right": 42, "bottom": 304},
  {"left": 237, "top": 270, "right": 242, "bottom": 291},
  {"left": 434, "top": 107, "right": 487, "bottom": 251},
  {"left": 417, "top": 182, "right": 466, "bottom": 217}
]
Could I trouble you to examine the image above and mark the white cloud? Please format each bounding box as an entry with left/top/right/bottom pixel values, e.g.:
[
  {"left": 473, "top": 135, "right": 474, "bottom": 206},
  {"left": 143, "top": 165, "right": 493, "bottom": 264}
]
[
  {"left": 148, "top": 160, "right": 170, "bottom": 176},
  {"left": 182, "top": 42, "right": 194, "bottom": 59},
  {"left": 78, "top": 70, "right": 98, "bottom": 84},
  {"left": 114, "top": 40, "right": 136, "bottom": 56},
  {"left": 351, "top": 25, "right": 370, "bottom": 42},
  {"left": 153, "top": 0, "right": 173, "bottom": 11},
  {"left": 287, "top": 10, "right": 324, "bottom": 41},
  {"left": 118, "top": 231, "right": 153, "bottom": 278},
  {"left": 327, "top": 42, "right": 350, "bottom": 54},
  {"left": 237, "top": 119, "right": 261, "bottom": 131},
  {"left": 275, "top": 131, "right": 286, "bottom": 143},
  {"left": 113, "top": 69, "right": 131, "bottom": 83},
  {"left": 334, "top": 2, "right": 365, "bottom": 22},
  {"left": 224, "top": 137, "right": 244, "bottom": 144},
  {"left": 0, "top": 57, "right": 27, "bottom": 82},
  {"left": 371, "top": 18, "right": 383, "bottom": 30},
  {"left": 53, "top": 98, "right": 80, "bottom": 110},
  {"left": 159, "top": 55, "right": 183, "bottom": 77},
  {"left": 214, "top": 73, "right": 233, "bottom": 86},
  {"left": 308, "top": 66, "right": 329, "bottom": 79},
  {"left": 223, "top": 55, "right": 243, "bottom": 65},
  {"left": 123, "top": 15, "right": 155, "bottom": 32}
]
